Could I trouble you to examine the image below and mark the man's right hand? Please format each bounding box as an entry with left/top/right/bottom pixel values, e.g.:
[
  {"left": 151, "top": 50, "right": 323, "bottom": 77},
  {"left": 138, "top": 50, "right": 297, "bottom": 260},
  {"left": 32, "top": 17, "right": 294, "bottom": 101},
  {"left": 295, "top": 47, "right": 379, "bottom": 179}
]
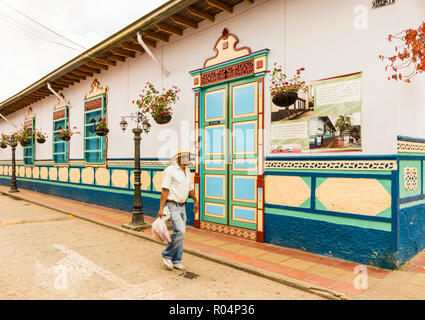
[{"left": 158, "top": 207, "right": 164, "bottom": 219}]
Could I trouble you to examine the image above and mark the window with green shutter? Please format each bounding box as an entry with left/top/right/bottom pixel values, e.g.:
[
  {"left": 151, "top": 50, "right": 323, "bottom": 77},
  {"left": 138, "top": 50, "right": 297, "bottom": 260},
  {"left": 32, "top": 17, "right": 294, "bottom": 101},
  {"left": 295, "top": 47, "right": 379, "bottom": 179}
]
[
  {"left": 83, "top": 94, "right": 106, "bottom": 164},
  {"left": 23, "top": 117, "right": 35, "bottom": 166},
  {"left": 53, "top": 107, "right": 69, "bottom": 164}
]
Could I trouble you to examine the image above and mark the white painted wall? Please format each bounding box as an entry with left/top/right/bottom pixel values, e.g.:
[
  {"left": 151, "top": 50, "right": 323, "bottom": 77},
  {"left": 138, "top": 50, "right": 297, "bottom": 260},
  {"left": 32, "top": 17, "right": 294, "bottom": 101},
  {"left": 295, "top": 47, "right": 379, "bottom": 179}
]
[{"left": 0, "top": 0, "right": 423, "bottom": 162}]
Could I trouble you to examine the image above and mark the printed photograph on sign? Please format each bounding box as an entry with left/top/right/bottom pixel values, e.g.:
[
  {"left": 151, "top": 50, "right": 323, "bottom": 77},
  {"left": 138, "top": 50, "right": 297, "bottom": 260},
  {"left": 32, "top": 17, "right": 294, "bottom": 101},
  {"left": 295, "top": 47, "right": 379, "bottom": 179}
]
[{"left": 270, "top": 73, "right": 362, "bottom": 154}]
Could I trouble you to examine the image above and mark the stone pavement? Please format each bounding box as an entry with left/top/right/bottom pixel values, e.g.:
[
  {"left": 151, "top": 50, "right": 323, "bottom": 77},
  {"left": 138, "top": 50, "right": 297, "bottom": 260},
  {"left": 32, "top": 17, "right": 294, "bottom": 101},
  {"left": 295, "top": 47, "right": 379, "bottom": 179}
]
[{"left": 1, "top": 185, "right": 425, "bottom": 300}]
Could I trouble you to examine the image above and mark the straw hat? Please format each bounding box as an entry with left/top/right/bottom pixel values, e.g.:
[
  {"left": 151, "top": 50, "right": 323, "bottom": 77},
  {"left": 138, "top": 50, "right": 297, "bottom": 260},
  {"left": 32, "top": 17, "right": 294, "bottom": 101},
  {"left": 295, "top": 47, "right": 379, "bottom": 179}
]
[{"left": 170, "top": 149, "right": 194, "bottom": 165}]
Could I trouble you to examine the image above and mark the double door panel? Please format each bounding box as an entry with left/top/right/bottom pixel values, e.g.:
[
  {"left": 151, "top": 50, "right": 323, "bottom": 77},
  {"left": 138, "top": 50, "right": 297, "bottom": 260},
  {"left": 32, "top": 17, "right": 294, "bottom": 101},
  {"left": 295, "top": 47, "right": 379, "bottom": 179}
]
[{"left": 201, "top": 78, "right": 259, "bottom": 230}]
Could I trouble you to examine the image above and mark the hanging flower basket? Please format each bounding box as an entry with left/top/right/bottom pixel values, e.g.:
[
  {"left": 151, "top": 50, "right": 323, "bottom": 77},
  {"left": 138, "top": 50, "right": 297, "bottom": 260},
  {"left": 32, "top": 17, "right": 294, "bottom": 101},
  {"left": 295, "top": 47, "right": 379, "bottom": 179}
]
[
  {"left": 133, "top": 82, "right": 180, "bottom": 126},
  {"left": 0, "top": 134, "right": 8, "bottom": 148},
  {"left": 16, "top": 126, "right": 33, "bottom": 147},
  {"left": 152, "top": 112, "right": 172, "bottom": 125},
  {"left": 55, "top": 127, "right": 80, "bottom": 142},
  {"left": 35, "top": 130, "right": 47, "bottom": 144},
  {"left": 272, "top": 91, "right": 299, "bottom": 108},
  {"left": 268, "top": 65, "right": 306, "bottom": 108},
  {"left": 95, "top": 118, "right": 109, "bottom": 136},
  {"left": 95, "top": 127, "right": 109, "bottom": 136},
  {"left": 19, "top": 139, "right": 31, "bottom": 147}
]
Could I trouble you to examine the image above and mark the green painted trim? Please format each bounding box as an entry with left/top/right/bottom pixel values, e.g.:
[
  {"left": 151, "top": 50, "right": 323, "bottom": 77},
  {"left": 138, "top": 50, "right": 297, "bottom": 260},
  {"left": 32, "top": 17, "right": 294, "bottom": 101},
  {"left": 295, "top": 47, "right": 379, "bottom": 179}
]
[
  {"left": 400, "top": 198, "right": 425, "bottom": 209},
  {"left": 265, "top": 207, "right": 392, "bottom": 232}
]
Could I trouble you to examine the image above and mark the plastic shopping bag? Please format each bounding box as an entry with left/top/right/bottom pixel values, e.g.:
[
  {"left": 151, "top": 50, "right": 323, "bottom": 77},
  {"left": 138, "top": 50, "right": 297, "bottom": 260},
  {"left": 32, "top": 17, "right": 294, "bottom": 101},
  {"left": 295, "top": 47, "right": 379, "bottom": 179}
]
[{"left": 152, "top": 206, "right": 171, "bottom": 244}]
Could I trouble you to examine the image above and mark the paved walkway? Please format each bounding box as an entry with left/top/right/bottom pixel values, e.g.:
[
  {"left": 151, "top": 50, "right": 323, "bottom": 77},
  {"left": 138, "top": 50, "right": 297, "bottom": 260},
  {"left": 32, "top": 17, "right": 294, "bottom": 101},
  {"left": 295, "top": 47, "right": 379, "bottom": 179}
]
[{"left": 1, "top": 185, "right": 425, "bottom": 300}]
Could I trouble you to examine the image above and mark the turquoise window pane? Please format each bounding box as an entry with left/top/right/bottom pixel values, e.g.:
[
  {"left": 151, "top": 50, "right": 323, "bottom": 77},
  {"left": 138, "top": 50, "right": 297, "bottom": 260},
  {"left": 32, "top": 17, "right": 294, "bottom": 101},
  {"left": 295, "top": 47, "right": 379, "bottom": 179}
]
[
  {"left": 85, "top": 152, "right": 101, "bottom": 163},
  {"left": 54, "top": 120, "right": 65, "bottom": 131},
  {"left": 85, "top": 138, "right": 101, "bottom": 150},
  {"left": 234, "top": 123, "right": 255, "bottom": 153},
  {"left": 234, "top": 85, "right": 255, "bottom": 116},
  {"left": 206, "top": 91, "right": 224, "bottom": 120},
  {"left": 234, "top": 177, "right": 255, "bottom": 201},
  {"left": 205, "top": 126, "right": 224, "bottom": 154},
  {"left": 205, "top": 176, "right": 224, "bottom": 198},
  {"left": 233, "top": 207, "right": 256, "bottom": 221},
  {"left": 206, "top": 204, "right": 224, "bottom": 217}
]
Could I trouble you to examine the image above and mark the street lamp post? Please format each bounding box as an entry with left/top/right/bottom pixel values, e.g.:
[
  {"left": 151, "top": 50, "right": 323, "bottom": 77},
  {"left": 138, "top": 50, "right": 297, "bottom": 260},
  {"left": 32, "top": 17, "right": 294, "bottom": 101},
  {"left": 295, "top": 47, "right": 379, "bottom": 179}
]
[
  {"left": 8, "top": 136, "right": 18, "bottom": 193},
  {"left": 120, "top": 111, "right": 151, "bottom": 232}
]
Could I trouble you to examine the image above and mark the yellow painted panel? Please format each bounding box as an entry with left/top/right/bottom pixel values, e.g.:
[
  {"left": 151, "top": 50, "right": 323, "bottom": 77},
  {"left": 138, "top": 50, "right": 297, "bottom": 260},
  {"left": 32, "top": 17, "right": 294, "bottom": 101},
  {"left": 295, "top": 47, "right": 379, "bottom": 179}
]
[
  {"left": 25, "top": 167, "right": 32, "bottom": 178},
  {"left": 58, "top": 167, "right": 69, "bottom": 182},
  {"left": 33, "top": 167, "right": 39, "bottom": 179},
  {"left": 69, "top": 168, "right": 80, "bottom": 183},
  {"left": 49, "top": 167, "right": 58, "bottom": 181},
  {"left": 95, "top": 168, "right": 110, "bottom": 186},
  {"left": 316, "top": 178, "right": 391, "bottom": 216},
  {"left": 111, "top": 170, "right": 128, "bottom": 188},
  {"left": 81, "top": 167, "right": 94, "bottom": 185},
  {"left": 40, "top": 167, "right": 48, "bottom": 180},
  {"left": 265, "top": 176, "right": 310, "bottom": 207},
  {"left": 152, "top": 171, "right": 163, "bottom": 192}
]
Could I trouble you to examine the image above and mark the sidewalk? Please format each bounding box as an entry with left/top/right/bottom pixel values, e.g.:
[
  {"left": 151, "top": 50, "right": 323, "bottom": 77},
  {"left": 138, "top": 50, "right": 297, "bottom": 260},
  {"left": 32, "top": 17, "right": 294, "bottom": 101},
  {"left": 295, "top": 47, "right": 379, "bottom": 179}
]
[{"left": 1, "top": 185, "right": 425, "bottom": 300}]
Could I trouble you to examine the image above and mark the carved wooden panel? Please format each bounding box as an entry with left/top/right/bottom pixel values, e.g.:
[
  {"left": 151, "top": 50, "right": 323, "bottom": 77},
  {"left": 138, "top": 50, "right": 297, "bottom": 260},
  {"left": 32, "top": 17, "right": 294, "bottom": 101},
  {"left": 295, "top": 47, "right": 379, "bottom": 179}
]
[
  {"left": 84, "top": 97, "right": 102, "bottom": 111},
  {"left": 201, "top": 59, "right": 255, "bottom": 86}
]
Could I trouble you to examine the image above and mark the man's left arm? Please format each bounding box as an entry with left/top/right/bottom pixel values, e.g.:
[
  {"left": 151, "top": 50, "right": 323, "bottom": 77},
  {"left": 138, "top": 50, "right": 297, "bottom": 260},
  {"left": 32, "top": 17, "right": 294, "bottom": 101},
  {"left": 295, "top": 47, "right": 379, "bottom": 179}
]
[{"left": 189, "top": 189, "right": 199, "bottom": 213}]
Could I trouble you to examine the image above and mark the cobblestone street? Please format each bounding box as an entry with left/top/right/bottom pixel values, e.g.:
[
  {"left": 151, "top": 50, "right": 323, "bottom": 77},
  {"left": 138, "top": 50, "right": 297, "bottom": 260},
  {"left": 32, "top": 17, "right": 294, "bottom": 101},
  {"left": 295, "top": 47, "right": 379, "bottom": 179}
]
[{"left": 0, "top": 194, "right": 321, "bottom": 300}]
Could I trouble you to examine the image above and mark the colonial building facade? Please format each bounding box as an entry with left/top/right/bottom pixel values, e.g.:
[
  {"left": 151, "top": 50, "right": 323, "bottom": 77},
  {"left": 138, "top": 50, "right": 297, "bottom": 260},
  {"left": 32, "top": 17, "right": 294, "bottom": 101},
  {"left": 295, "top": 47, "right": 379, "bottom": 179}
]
[{"left": 0, "top": 0, "right": 424, "bottom": 269}]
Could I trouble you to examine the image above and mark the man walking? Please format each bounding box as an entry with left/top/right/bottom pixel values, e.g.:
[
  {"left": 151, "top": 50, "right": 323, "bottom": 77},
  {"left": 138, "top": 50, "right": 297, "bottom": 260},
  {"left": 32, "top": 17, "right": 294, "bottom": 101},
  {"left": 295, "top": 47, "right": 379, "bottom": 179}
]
[{"left": 158, "top": 150, "right": 199, "bottom": 270}]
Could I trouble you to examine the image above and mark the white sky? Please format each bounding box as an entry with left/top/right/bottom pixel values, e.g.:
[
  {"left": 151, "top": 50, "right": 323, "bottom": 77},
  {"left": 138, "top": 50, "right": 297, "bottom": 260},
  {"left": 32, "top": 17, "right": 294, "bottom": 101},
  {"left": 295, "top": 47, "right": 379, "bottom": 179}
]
[{"left": 0, "top": 0, "right": 168, "bottom": 102}]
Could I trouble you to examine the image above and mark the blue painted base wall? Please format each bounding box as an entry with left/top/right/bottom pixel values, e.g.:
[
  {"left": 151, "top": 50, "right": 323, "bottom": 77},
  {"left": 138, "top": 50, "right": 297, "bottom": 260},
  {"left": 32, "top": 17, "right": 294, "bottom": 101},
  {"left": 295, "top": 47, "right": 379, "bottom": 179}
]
[
  {"left": 0, "top": 177, "right": 194, "bottom": 227},
  {"left": 398, "top": 204, "right": 425, "bottom": 265},
  {"left": 264, "top": 212, "right": 397, "bottom": 269}
]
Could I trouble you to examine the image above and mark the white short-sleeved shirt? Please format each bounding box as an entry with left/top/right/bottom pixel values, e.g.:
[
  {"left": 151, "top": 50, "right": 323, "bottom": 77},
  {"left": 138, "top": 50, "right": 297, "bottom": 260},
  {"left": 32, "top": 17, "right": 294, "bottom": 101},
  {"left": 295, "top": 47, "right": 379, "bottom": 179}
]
[{"left": 161, "top": 163, "right": 193, "bottom": 203}]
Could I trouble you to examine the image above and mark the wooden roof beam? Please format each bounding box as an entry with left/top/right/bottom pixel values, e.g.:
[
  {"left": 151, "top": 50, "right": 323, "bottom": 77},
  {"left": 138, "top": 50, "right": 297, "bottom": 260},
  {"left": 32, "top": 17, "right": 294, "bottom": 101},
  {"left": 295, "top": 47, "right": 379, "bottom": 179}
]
[
  {"left": 53, "top": 79, "right": 73, "bottom": 86},
  {"left": 62, "top": 75, "right": 80, "bottom": 83},
  {"left": 110, "top": 47, "right": 136, "bottom": 58},
  {"left": 120, "top": 42, "right": 145, "bottom": 53},
  {"left": 78, "top": 66, "right": 101, "bottom": 74},
  {"left": 206, "top": 0, "right": 233, "bottom": 13},
  {"left": 92, "top": 57, "right": 116, "bottom": 67},
  {"left": 105, "top": 54, "right": 126, "bottom": 63},
  {"left": 170, "top": 15, "right": 198, "bottom": 29},
  {"left": 52, "top": 81, "right": 69, "bottom": 88},
  {"left": 70, "top": 70, "right": 93, "bottom": 77},
  {"left": 85, "top": 61, "right": 108, "bottom": 71},
  {"left": 131, "top": 36, "right": 157, "bottom": 48},
  {"left": 156, "top": 23, "right": 183, "bottom": 36},
  {"left": 187, "top": 6, "right": 215, "bottom": 22},
  {"left": 65, "top": 72, "right": 86, "bottom": 80},
  {"left": 142, "top": 31, "right": 169, "bottom": 42}
]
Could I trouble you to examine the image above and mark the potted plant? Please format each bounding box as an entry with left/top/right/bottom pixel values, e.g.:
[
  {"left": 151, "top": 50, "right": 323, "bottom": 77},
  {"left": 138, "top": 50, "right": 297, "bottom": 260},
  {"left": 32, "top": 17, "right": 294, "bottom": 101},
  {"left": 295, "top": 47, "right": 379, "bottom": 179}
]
[
  {"left": 0, "top": 134, "right": 9, "bottom": 149},
  {"left": 133, "top": 82, "right": 180, "bottom": 125},
  {"left": 95, "top": 117, "right": 109, "bottom": 136},
  {"left": 55, "top": 127, "right": 80, "bottom": 141},
  {"left": 269, "top": 64, "right": 306, "bottom": 107},
  {"left": 334, "top": 115, "right": 353, "bottom": 147},
  {"left": 35, "top": 130, "right": 47, "bottom": 144},
  {"left": 16, "top": 126, "right": 33, "bottom": 147}
]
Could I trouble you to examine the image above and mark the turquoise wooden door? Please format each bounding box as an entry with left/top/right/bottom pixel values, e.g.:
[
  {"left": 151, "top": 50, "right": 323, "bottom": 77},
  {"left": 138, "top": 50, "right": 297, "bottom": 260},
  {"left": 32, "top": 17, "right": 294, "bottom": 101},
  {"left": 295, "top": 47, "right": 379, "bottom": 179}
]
[
  {"left": 229, "top": 78, "right": 259, "bottom": 230},
  {"left": 201, "top": 83, "right": 228, "bottom": 225},
  {"left": 200, "top": 77, "right": 259, "bottom": 231}
]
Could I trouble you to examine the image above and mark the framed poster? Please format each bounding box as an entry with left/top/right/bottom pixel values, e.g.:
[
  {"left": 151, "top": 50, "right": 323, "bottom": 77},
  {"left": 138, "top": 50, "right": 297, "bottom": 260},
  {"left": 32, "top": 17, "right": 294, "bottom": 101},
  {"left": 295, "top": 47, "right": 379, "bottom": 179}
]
[{"left": 270, "top": 72, "right": 362, "bottom": 154}]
